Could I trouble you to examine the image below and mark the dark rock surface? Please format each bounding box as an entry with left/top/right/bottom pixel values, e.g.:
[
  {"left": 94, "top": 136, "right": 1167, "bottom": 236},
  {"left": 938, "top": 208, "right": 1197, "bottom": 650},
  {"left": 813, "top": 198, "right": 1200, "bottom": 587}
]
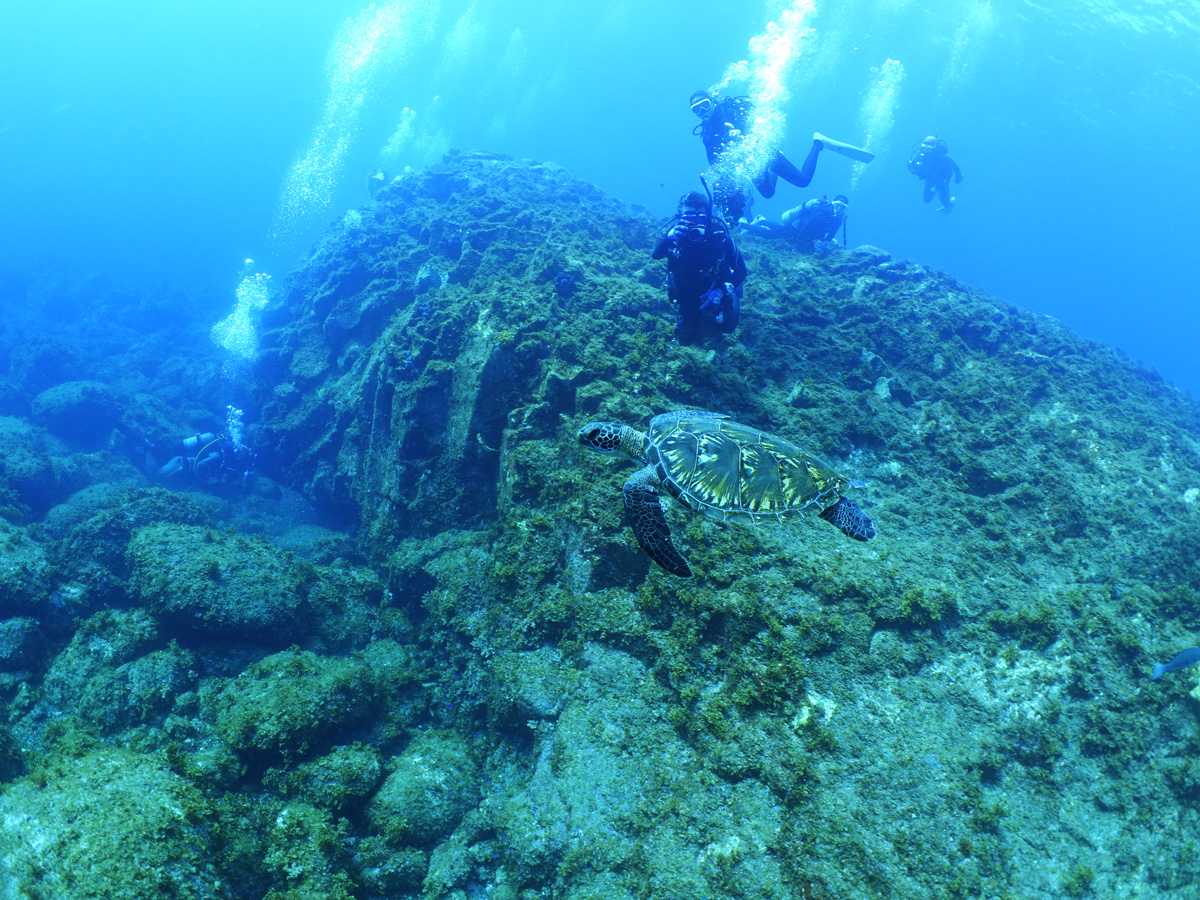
[{"left": 31, "top": 380, "right": 120, "bottom": 446}]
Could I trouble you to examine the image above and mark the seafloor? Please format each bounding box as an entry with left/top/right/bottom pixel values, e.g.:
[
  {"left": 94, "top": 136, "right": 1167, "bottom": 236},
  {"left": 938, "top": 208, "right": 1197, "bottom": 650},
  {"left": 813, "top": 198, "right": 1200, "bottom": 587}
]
[{"left": 1, "top": 150, "right": 1198, "bottom": 900}]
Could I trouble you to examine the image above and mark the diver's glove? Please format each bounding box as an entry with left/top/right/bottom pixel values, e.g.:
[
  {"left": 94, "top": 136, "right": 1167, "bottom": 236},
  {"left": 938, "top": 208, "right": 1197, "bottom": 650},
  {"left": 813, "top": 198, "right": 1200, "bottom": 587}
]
[{"left": 699, "top": 288, "right": 724, "bottom": 315}]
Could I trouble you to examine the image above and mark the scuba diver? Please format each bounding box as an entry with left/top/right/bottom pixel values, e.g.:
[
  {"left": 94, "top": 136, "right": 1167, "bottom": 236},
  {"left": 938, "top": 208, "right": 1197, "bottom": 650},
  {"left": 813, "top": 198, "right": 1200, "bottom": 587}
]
[
  {"left": 651, "top": 182, "right": 748, "bottom": 347},
  {"left": 114, "top": 419, "right": 255, "bottom": 492},
  {"left": 908, "top": 136, "right": 962, "bottom": 213},
  {"left": 744, "top": 194, "right": 849, "bottom": 251},
  {"left": 689, "top": 90, "right": 874, "bottom": 221}
]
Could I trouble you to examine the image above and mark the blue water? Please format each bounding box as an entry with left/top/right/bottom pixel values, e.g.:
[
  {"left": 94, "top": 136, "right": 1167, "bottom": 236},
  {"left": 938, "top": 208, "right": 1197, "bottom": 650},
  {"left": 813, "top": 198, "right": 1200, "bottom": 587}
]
[{"left": 2, "top": 0, "right": 1198, "bottom": 396}]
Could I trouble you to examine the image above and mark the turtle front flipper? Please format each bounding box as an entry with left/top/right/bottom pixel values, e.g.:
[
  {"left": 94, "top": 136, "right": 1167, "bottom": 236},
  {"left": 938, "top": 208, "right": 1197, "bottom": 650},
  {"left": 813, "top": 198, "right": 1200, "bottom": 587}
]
[
  {"left": 819, "top": 497, "right": 876, "bottom": 541},
  {"left": 622, "top": 465, "right": 693, "bottom": 578}
]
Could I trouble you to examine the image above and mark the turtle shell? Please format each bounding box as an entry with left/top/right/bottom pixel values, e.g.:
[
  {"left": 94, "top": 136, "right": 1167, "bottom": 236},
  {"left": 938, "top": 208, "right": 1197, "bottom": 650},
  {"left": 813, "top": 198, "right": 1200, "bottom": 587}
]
[{"left": 646, "top": 411, "right": 848, "bottom": 523}]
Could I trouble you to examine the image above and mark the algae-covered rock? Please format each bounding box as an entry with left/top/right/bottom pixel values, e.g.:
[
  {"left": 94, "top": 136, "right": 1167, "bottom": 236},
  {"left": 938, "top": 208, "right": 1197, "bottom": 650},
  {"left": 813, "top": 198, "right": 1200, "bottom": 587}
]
[
  {"left": 0, "top": 747, "right": 228, "bottom": 899},
  {"left": 127, "top": 523, "right": 309, "bottom": 639},
  {"left": 0, "top": 519, "right": 52, "bottom": 613},
  {"left": 483, "top": 644, "right": 788, "bottom": 899},
  {"left": 264, "top": 743, "right": 384, "bottom": 811},
  {"left": 237, "top": 152, "right": 1200, "bottom": 898},
  {"left": 0, "top": 617, "right": 44, "bottom": 671},
  {"left": 367, "top": 730, "right": 480, "bottom": 846},
  {"left": 261, "top": 801, "right": 355, "bottom": 900},
  {"left": 52, "top": 486, "right": 216, "bottom": 611},
  {"left": 210, "top": 649, "right": 378, "bottom": 762},
  {"left": 39, "top": 608, "right": 195, "bottom": 733},
  {"left": 490, "top": 646, "right": 577, "bottom": 720},
  {"left": 6, "top": 334, "right": 80, "bottom": 396},
  {"left": 352, "top": 836, "right": 427, "bottom": 894},
  {"left": 30, "top": 379, "right": 120, "bottom": 445},
  {"left": 0, "top": 415, "right": 60, "bottom": 518},
  {"left": 256, "top": 151, "right": 658, "bottom": 551},
  {"left": 306, "top": 561, "right": 397, "bottom": 652},
  {"left": 0, "top": 153, "right": 1195, "bottom": 899}
]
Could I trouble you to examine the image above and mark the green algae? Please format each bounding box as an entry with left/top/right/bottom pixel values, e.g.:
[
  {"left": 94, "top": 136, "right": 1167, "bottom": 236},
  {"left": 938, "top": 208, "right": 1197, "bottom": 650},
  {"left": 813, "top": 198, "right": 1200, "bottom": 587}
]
[
  {"left": 127, "top": 523, "right": 311, "bottom": 639},
  {"left": 209, "top": 649, "right": 379, "bottom": 762},
  {"left": 366, "top": 730, "right": 480, "bottom": 846},
  {"left": 0, "top": 747, "right": 227, "bottom": 900},
  {"left": 39, "top": 608, "right": 195, "bottom": 733}
]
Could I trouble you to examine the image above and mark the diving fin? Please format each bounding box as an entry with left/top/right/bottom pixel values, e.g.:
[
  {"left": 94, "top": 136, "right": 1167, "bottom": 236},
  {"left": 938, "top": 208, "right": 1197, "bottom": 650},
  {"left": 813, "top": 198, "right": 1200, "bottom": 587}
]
[{"left": 813, "top": 132, "right": 875, "bottom": 164}]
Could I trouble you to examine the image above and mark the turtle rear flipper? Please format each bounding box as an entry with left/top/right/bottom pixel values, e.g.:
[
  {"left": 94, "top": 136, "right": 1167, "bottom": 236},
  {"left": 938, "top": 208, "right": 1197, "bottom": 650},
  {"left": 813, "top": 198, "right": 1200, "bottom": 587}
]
[
  {"left": 819, "top": 497, "right": 875, "bottom": 541},
  {"left": 623, "top": 467, "right": 693, "bottom": 578}
]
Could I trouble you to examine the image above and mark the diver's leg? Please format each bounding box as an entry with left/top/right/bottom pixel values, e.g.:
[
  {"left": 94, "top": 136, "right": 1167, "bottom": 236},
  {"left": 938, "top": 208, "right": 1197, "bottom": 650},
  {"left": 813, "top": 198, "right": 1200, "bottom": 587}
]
[
  {"left": 757, "top": 145, "right": 819, "bottom": 195},
  {"left": 795, "top": 141, "right": 822, "bottom": 188},
  {"left": 923, "top": 182, "right": 935, "bottom": 204},
  {"left": 745, "top": 220, "right": 790, "bottom": 238},
  {"left": 770, "top": 151, "right": 811, "bottom": 188},
  {"left": 752, "top": 166, "right": 779, "bottom": 198},
  {"left": 157, "top": 455, "right": 186, "bottom": 480},
  {"left": 675, "top": 308, "right": 701, "bottom": 345},
  {"left": 937, "top": 181, "right": 954, "bottom": 212}
]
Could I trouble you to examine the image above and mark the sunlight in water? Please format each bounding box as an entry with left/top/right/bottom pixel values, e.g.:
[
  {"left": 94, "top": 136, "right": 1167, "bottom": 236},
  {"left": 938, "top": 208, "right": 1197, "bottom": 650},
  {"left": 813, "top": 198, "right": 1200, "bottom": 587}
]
[
  {"left": 380, "top": 97, "right": 450, "bottom": 169},
  {"left": 937, "top": 1, "right": 994, "bottom": 101},
  {"left": 852, "top": 58, "right": 905, "bottom": 190},
  {"left": 712, "top": 0, "right": 817, "bottom": 185},
  {"left": 211, "top": 264, "right": 272, "bottom": 360},
  {"left": 271, "top": 0, "right": 439, "bottom": 245}
]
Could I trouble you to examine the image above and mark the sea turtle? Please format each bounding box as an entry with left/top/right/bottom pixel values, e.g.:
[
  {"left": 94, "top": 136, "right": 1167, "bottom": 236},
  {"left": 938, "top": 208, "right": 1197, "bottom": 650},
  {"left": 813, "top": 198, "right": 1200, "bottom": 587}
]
[{"left": 577, "top": 409, "right": 875, "bottom": 578}]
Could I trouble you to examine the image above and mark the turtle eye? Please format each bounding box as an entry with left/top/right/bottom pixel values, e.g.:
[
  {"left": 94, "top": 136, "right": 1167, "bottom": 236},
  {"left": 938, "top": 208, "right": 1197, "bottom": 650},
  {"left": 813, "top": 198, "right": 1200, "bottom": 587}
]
[{"left": 579, "top": 427, "right": 603, "bottom": 448}]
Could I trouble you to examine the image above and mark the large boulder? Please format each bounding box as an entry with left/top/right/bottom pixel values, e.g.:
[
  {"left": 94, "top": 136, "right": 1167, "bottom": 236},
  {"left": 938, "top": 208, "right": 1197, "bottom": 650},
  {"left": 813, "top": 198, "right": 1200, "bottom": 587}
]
[
  {"left": 0, "top": 748, "right": 228, "bottom": 899},
  {"left": 31, "top": 380, "right": 120, "bottom": 446},
  {"left": 209, "top": 649, "right": 380, "bottom": 762},
  {"left": 126, "top": 523, "right": 310, "bottom": 640}
]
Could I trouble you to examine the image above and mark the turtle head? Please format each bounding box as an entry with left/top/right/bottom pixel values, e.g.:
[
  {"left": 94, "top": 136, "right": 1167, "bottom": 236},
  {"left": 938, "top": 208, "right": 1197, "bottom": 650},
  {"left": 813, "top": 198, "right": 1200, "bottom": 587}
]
[
  {"left": 578, "top": 422, "right": 625, "bottom": 454},
  {"left": 578, "top": 421, "right": 648, "bottom": 461}
]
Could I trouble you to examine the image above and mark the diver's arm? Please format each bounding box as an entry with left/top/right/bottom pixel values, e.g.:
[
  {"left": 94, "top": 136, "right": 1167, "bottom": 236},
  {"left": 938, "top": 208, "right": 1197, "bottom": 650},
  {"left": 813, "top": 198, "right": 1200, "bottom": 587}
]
[{"left": 727, "top": 243, "right": 748, "bottom": 288}]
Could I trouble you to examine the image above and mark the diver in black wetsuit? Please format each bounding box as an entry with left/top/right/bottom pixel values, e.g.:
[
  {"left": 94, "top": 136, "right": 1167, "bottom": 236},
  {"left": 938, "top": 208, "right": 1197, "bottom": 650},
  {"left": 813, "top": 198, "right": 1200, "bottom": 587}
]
[
  {"left": 744, "top": 194, "right": 849, "bottom": 251},
  {"left": 651, "top": 188, "right": 747, "bottom": 346},
  {"left": 908, "top": 135, "right": 962, "bottom": 213},
  {"left": 689, "top": 90, "right": 874, "bottom": 222},
  {"left": 114, "top": 420, "right": 254, "bottom": 490}
]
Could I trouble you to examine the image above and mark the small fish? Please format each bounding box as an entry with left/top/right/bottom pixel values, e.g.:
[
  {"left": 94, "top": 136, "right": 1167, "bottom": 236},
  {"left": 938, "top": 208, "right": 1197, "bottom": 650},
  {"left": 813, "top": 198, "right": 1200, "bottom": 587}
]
[{"left": 1152, "top": 647, "right": 1200, "bottom": 680}]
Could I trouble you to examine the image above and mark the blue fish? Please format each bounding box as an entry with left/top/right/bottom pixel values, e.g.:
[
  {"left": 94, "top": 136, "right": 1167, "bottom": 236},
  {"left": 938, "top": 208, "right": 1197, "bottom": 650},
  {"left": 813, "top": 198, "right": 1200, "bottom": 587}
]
[{"left": 1152, "top": 647, "right": 1200, "bottom": 680}]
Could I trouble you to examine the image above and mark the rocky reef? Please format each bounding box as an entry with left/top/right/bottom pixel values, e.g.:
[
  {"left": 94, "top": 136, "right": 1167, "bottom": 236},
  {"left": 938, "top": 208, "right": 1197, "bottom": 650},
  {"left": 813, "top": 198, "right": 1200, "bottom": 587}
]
[{"left": 1, "top": 149, "right": 1199, "bottom": 899}]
